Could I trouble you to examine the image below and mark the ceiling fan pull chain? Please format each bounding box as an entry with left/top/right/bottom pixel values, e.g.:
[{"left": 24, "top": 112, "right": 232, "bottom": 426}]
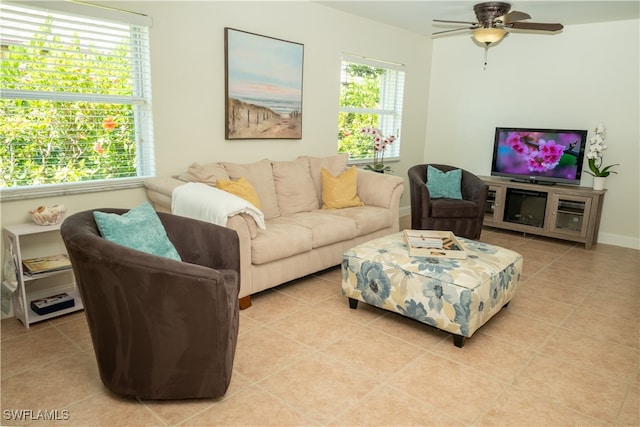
[{"left": 483, "top": 44, "right": 489, "bottom": 70}]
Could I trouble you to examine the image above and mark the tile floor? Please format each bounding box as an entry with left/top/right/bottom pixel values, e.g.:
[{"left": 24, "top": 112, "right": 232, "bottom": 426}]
[{"left": 1, "top": 222, "right": 638, "bottom": 426}]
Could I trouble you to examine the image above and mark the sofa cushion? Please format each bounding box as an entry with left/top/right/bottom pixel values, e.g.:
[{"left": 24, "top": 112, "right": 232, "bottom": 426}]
[
  {"left": 251, "top": 221, "right": 312, "bottom": 264},
  {"left": 178, "top": 162, "right": 229, "bottom": 186},
  {"left": 275, "top": 212, "right": 358, "bottom": 248},
  {"left": 223, "top": 159, "right": 280, "bottom": 220},
  {"left": 320, "top": 205, "right": 392, "bottom": 236},
  {"left": 216, "top": 177, "right": 262, "bottom": 209},
  {"left": 321, "top": 166, "right": 364, "bottom": 209},
  {"left": 272, "top": 158, "right": 319, "bottom": 215},
  {"left": 430, "top": 199, "right": 480, "bottom": 218},
  {"left": 303, "top": 153, "right": 349, "bottom": 205},
  {"left": 93, "top": 202, "right": 181, "bottom": 261}
]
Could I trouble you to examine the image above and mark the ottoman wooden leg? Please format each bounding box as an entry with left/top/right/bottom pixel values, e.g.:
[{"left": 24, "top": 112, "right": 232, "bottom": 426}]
[
  {"left": 453, "top": 335, "right": 466, "bottom": 348},
  {"left": 348, "top": 298, "right": 359, "bottom": 309}
]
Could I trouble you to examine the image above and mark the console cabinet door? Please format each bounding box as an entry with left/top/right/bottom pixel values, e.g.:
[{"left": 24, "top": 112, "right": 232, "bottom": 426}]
[
  {"left": 483, "top": 185, "right": 504, "bottom": 226},
  {"left": 549, "top": 194, "right": 592, "bottom": 238}
]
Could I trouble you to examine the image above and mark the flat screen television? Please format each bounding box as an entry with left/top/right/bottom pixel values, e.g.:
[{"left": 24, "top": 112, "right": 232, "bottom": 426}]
[{"left": 491, "top": 127, "right": 588, "bottom": 185}]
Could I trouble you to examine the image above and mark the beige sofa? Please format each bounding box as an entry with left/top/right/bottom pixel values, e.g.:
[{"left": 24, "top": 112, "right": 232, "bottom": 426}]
[{"left": 144, "top": 154, "right": 404, "bottom": 308}]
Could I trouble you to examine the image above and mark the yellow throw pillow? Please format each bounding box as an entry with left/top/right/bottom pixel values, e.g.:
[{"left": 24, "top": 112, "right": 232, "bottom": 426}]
[
  {"left": 216, "top": 177, "right": 262, "bottom": 209},
  {"left": 321, "top": 166, "right": 364, "bottom": 209}
]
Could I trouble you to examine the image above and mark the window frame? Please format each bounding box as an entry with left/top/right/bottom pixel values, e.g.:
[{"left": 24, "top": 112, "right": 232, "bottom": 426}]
[
  {"left": 338, "top": 53, "right": 405, "bottom": 163},
  {"left": 0, "top": 1, "right": 154, "bottom": 202}
]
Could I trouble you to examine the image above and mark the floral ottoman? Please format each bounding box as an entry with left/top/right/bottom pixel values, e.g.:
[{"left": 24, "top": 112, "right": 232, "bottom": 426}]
[{"left": 341, "top": 232, "right": 523, "bottom": 347}]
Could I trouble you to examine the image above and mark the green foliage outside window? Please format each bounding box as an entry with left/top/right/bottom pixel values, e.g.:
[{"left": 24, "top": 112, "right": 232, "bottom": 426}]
[
  {"left": 338, "top": 64, "right": 383, "bottom": 159},
  {"left": 1, "top": 18, "right": 138, "bottom": 188}
]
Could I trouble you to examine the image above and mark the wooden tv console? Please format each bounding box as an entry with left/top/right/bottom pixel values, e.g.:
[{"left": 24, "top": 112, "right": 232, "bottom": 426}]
[{"left": 481, "top": 176, "right": 606, "bottom": 249}]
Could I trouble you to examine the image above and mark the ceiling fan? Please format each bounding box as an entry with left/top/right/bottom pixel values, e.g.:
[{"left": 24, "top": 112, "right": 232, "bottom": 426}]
[{"left": 433, "top": 2, "right": 564, "bottom": 45}]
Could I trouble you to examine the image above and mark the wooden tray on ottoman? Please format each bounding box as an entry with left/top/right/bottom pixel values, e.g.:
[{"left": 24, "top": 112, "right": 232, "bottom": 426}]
[{"left": 403, "top": 229, "right": 467, "bottom": 259}]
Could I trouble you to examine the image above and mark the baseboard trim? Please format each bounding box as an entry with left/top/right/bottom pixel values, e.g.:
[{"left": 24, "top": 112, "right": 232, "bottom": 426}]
[{"left": 597, "top": 232, "right": 640, "bottom": 250}]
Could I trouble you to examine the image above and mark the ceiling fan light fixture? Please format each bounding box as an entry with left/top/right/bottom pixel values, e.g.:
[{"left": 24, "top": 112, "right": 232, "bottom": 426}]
[{"left": 472, "top": 27, "right": 506, "bottom": 44}]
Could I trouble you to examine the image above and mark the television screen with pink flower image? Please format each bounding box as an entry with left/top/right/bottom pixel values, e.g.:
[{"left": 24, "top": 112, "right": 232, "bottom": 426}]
[{"left": 491, "top": 127, "right": 588, "bottom": 185}]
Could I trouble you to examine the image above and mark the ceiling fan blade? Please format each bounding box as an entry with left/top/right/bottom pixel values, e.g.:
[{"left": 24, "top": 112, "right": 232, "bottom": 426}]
[
  {"left": 504, "top": 10, "right": 531, "bottom": 23},
  {"left": 433, "top": 19, "right": 477, "bottom": 26},
  {"left": 508, "top": 22, "right": 564, "bottom": 31},
  {"left": 432, "top": 27, "right": 473, "bottom": 36}
]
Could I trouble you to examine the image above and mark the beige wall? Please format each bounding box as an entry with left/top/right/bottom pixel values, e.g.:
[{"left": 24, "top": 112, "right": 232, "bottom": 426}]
[
  {"left": 147, "top": 0, "right": 431, "bottom": 181},
  {"left": 426, "top": 19, "right": 640, "bottom": 249}
]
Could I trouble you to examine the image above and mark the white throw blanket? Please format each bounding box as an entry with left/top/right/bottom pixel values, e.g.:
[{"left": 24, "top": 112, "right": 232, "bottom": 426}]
[{"left": 172, "top": 182, "right": 266, "bottom": 229}]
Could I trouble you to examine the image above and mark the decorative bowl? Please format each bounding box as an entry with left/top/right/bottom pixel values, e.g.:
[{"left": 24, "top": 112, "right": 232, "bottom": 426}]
[{"left": 28, "top": 205, "right": 67, "bottom": 226}]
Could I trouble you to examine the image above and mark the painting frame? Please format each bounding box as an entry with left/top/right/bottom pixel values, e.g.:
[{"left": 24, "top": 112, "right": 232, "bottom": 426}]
[{"left": 224, "top": 28, "right": 304, "bottom": 140}]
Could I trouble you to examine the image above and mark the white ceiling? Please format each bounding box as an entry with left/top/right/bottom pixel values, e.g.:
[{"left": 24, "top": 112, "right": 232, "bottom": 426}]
[{"left": 317, "top": 1, "right": 640, "bottom": 37}]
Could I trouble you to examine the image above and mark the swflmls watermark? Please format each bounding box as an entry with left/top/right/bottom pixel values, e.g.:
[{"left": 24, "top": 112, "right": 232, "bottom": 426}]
[{"left": 3, "top": 409, "right": 70, "bottom": 422}]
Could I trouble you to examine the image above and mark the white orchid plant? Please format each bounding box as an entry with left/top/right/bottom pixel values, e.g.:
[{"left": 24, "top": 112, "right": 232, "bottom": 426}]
[
  {"left": 360, "top": 126, "right": 397, "bottom": 173},
  {"left": 585, "top": 123, "right": 619, "bottom": 177}
]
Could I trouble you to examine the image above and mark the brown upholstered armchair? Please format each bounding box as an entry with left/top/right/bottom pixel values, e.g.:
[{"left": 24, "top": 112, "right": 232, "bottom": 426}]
[
  {"left": 60, "top": 209, "right": 240, "bottom": 400},
  {"left": 408, "top": 164, "right": 488, "bottom": 240}
]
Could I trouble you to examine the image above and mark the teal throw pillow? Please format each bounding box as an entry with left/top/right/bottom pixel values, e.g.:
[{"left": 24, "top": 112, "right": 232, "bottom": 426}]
[
  {"left": 426, "top": 166, "right": 463, "bottom": 199},
  {"left": 93, "top": 202, "right": 182, "bottom": 261}
]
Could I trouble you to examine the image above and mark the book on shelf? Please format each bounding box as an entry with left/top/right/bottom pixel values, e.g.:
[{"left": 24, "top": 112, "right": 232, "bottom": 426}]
[
  {"left": 22, "top": 254, "right": 72, "bottom": 276},
  {"left": 402, "top": 229, "right": 467, "bottom": 259}
]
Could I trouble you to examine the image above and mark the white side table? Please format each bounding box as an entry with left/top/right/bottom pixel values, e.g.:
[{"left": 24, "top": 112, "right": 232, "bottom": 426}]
[{"left": 3, "top": 222, "right": 83, "bottom": 328}]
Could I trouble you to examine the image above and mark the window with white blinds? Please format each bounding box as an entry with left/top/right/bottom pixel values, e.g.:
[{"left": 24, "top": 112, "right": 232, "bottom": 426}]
[
  {"left": 338, "top": 54, "right": 405, "bottom": 162},
  {"left": 0, "top": 2, "right": 154, "bottom": 197}
]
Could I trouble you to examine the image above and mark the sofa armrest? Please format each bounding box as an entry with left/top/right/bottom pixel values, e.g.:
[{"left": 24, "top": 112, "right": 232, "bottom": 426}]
[
  {"left": 356, "top": 170, "right": 405, "bottom": 208},
  {"left": 144, "top": 176, "right": 184, "bottom": 197},
  {"left": 144, "top": 177, "right": 185, "bottom": 212}
]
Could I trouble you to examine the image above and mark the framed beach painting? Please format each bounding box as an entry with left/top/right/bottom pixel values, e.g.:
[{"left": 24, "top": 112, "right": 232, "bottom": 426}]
[{"left": 224, "top": 28, "right": 304, "bottom": 139}]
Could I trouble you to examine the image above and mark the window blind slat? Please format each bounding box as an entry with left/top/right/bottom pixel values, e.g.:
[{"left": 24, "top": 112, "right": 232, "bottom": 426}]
[
  {"left": 341, "top": 53, "right": 405, "bottom": 71},
  {"left": 4, "top": 1, "right": 152, "bottom": 27},
  {"left": 1, "top": 89, "right": 147, "bottom": 105}
]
